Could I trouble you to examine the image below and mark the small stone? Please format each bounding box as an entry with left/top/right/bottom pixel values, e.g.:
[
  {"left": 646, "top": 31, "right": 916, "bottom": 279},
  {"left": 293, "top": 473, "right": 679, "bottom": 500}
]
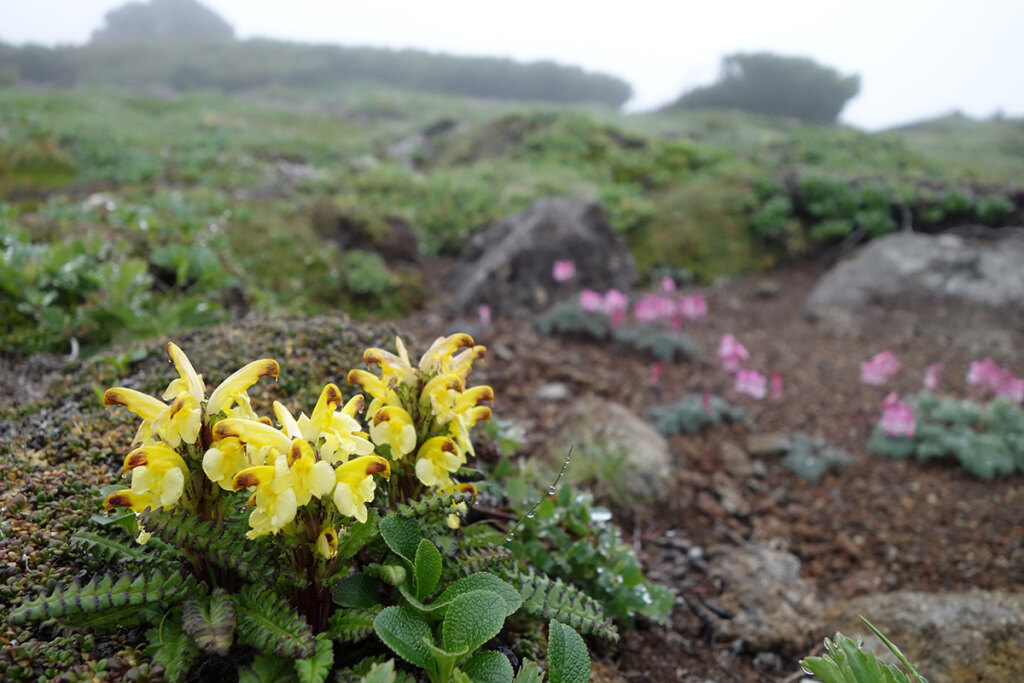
[
  {"left": 719, "top": 441, "right": 754, "bottom": 479},
  {"left": 696, "top": 491, "right": 726, "bottom": 519},
  {"left": 745, "top": 432, "right": 791, "bottom": 457},
  {"left": 535, "top": 382, "right": 570, "bottom": 402}
]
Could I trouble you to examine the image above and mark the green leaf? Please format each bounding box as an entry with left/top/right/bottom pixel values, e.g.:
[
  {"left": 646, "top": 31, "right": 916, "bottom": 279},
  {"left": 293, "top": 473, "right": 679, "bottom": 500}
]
[
  {"left": 862, "top": 617, "right": 927, "bottom": 683},
  {"left": 234, "top": 584, "right": 316, "bottom": 659},
  {"left": 414, "top": 538, "right": 443, "bottom": 601},
  {"left": 240, "top": 654, "right": 299, "bottom": 683},
  {"left": 379, "top": 514, "right": 423, "bottom": 566},
  {"left": 548, "top": 619, "right": 590, "bottom": 683},
  {"left": 181, "top": 587, "right": 236, "bottom": 656},
  {"left": 146, "top": 617, "right": 199, "bottom": 683},
  {"left": 435, "top": 573, "right": 523, "bottom": 618},
  {"left": 295, "top": 633, "right": 334, "bottom": 683},
  {"left": 333, "top": 572, "right": 380, "bottom": 608},
  {"left": 360, "top": 659, "right": 399, "bottom": 683},
  {"left": 512, "top": 660, "right": 545, "bottom": 683},
  {"left": 460, "top": 651, "right": 514, "bottom": 683},
  {"left": 373, "top": 605, "right": 435, "bottom": 673},
  {"left": 442, "top": 590, "right": 508, "bottom": 654},
  {"left": 338, "top": 510, "right": 379, "bottom": 561}
]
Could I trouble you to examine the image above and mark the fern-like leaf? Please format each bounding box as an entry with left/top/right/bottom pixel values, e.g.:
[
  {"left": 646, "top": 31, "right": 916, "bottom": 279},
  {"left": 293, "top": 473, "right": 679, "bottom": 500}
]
[
  {"left": 234, "top": 584, "right": 316, "bottom": 658},
  {"left": 395, "top": 489, "right": 476, "bottom": 519},
  {"left": 502, "top": 567, "right": 618, "bottom": 642},
  {"left": 327, "top": 606, "right": 382, "bottom": 643},
  {"left": 295, "top": 633, "right": 334, "bottom": 683},
  {"left": 69, "top": 530, "right": 177, "bottom": 569},
  {"left": 9, "top": 570, "right": 205, "bottom": 626},
  {"left": 451, "top": 545, "right": 513, "bottom": 578},
  {"left": 141, "top": 509, "right": 291, "bottom": 585},
  {"left": 146, "top": 616, "right": 200, "bottom": 683},
  {"left": 239, "top": 654, "right": 299, "bottom": 683},
  {"left": 182, "top": 586, "right": 236, "bottom": 656}
]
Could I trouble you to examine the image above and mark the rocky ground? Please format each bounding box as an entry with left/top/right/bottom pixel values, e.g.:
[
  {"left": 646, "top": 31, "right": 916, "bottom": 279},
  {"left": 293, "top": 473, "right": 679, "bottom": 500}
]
[{"left": 3, "top": 258, "right": 1023, "bottom": 682}]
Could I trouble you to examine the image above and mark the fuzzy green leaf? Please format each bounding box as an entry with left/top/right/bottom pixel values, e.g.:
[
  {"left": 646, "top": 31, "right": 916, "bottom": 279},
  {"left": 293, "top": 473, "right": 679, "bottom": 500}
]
[
  {"left": 548, "top": 619, "right": 590, "bottom": 683},
  {"left": 359, "top": 659, "right": 399, "bottom": 683},
  {"left": 374, "top": 605, "right": 436, "bottom": 672},
  {"left": 460, "top": 651, "right": 514, "bottom": 683},
  {"left": 338, "top": 510, "right": 379, "bottom": 561},
  {"left": 146, "top": 618, "right": 199, "bottom": 683},
  {"left": 182, "top": 587, "right": 236, "bottom": 656},
  {"left": 295, "top": 633, "right": 334, "bottom": 683},
  {"left": 333, "top": 572, "right": 380, "bottom": 608},
  {"left": 379, "top": 514, "right": 423, "bottom": 566},
  {"left": 436, "top": 573, "right": 523, "bottom": 618},
  {"left": 442, "top": 590, "right": 507, "bottom": 654},
  {"left": 414, "top": 538, "right": 443, "bottom": 601}
]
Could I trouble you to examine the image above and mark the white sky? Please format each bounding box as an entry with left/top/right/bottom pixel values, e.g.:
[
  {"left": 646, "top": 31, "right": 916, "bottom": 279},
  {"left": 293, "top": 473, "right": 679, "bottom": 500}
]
[{"left": 2, "top": 0, "right": 1022, "bottom": 130}]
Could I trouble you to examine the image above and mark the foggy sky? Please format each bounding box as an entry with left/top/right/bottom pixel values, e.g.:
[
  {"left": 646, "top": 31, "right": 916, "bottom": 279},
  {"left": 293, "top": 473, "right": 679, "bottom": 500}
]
[{"left": 2, "top": 0, "right": 1022, "bottom": 130}]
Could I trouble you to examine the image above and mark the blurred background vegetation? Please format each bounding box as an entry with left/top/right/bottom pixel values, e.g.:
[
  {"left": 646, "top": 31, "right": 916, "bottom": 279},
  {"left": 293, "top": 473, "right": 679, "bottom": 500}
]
[{"left": 1, "top": 0, "right": 1022, "bottom": 356}]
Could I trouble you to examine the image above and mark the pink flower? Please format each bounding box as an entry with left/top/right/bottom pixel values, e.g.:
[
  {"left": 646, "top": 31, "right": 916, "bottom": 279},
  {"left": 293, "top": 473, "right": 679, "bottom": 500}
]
[
  {"left": 477, "top": 304, "right": 491, "bottom": 327},
  {"left": 552, "top": 260, "right": 576, "bottom": 283},
  {"left": 634, "top": 294, "right": 675, "bottom": 324},
  {"left": 717, "top": 334, "right": 750, "bottom": 374},
  {"left": 677, "top": 294, "right": 707, "bottom": 322},
  {"left": 860, "top": 350, "right": 901, "bottom": 386},
  {"left": 770, "top": 372, "right": 784, "bottom": 400},
  {"left": 660, "top": 276, "right": 676, "bottom": 294},
  {"left": 880, "top": 393, "right": 916, "bottom": 438},
  {"left": 735, "top": 369, "right": 767, "bottom": 399},
  {"left": 579, "top": 289, "right": 602, "bottom": 312},
  {"left": 923, "top": 363, "right": 945, "bottom": 391},
  {"left": 602, "top": 289, "right": 630, "bottom": 327},
  {"left": 650, "top": 362, "right": 665, "bottom": 387},
  {"left": 968, "top": 358, "right": 1006, "bottom": 393},
  {"left": 997, "top": 374, "right": 1024, "bottom": 404}
]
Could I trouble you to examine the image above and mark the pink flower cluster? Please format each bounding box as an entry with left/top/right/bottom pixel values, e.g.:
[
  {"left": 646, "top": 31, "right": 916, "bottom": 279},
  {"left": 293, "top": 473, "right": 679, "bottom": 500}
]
[
  {"left": 717, "top": 333, "right": 781, "bottom": 401},
  {"left": 580, "top": 289, "right": 707, "bottom": 330},
  {"left": 860, "top": 350, "right": 901, "bottom": 386},
  {"left": 880, "top": 393, "right": 916, "bottom": 438},
  {"left": 923, "top": 363, "right": 945, "bottom": 391},
  {"left": 967, "top": 358, "right": 1024, "bottom": 403}
]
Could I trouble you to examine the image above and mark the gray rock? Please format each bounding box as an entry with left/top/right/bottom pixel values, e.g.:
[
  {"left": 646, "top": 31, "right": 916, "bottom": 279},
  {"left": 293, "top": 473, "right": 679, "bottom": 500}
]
[
  {"left": 826, "top": 590, "right": 1024, "bottom": 682},
  {"left": 708, "top": 543, "right": 823, "bottom": 656},
  {"left": 449, "top": 197, "right": 637, "bottom": 313},
  {"left": 539, "top": 396, "right": 672, "bottom": 502},
  {"left": 807, "top": 230, "right": 1024, "bottom": 319},
  {"left": 719, "top": 441, "right": 755, "bottom": 479},
  {"left": 535, "top": 382, "right": 570, "bottom": 402}
]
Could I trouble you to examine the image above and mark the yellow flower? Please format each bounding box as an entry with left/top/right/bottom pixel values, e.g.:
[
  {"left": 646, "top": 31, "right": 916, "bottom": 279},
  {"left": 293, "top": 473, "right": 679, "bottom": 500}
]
[
  {"left": 450, "top": 345, "right": 487, "bottom": 383},
  {"left": 286, "top": 439, "right": 336, "bottom": 506},
  {"left": 442, "top": 483, "right": 478, "bottom": 529},
  {"left": 202, "top": 436, "right": 250, "bottom": 491},
  {"left": 233, "top": 457, "right": 298, "bottom": 537},
  {"left": 420, "top": 374, "right": 464, "bottom": 425},
  {"left": 214, "top": 418, "right": 292, "bottom": 454},
  {"left": 363, "top": 337, "right": 418, "bottom": 388},
  {"left": 333, "top": 455, "right": 390, "bottom": 523},
  {"left": 414, "top": 436, "right": 463, "bottom": 488},
  {"left": 207, "top": 358, "right": 280, "bottom": 419},
  {"left": 163, "top": 342, "right": 205, "bottom": 402},
  {"left": 347, "top": 369, "right": 400, "bottom": 405},
  {"left": 316, "top": 526, "right": 339, "bottom": 559},
  {"left": 418, "top": 333, "right": 475, "bottom": 374},
  {"left": 149, "top": 392, "right": 202, "bottom": 448},
  {"left": 368, "top": 406, "right": 417, "bottom": 460},
  {"left": 286, "top": 385, "right": 375, "bottom": 465},
  {"left": 107, "top": 445, "right": 189, "bottom": 509}
]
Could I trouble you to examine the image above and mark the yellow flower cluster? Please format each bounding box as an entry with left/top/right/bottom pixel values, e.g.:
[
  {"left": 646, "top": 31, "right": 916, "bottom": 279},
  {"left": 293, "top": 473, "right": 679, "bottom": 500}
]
[
  {"left": 349, "top": 333, "right": 493, "bottom": 491},
  {"left": 102, "top": 343, "right": 392, "bottom": 550}
]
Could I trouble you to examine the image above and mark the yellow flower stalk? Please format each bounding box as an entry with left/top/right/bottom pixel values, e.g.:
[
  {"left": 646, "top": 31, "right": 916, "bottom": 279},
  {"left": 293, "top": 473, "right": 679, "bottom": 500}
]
[
  {"left": 163, "top": 342, "right": 205, "bottom": 402},
  {"left": 206, "top": 358, "right": 280, "bottom": 419},
  {"left": 418, "top": 333, "right": 475, "bottom": 374},
  {"left": 368, "top": 406, "right": 417, "bottom": 460},
  {"left": 363, "top": 338, "right": 418, "bottom": 388},
  {"left": 291, "top": 385, "right": 375, "bottom": 465},
  {"left": 333, "top": 455, "right": 390, "bottom": 523}
]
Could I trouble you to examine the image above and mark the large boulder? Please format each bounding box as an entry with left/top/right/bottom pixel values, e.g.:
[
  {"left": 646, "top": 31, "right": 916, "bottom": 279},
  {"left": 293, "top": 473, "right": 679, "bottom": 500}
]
[
  {"left": 449, "top": 197, "right": 636, "bottom": 313},
  {"left": 827, "top": 590, "right": 1024, "bottom": 681},
  {"left": 806, "top": 230, "right": 1024, "bottom": 325}
]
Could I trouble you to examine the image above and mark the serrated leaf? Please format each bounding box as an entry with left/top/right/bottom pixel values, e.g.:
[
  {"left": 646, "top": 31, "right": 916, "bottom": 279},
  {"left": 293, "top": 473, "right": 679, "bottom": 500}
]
[
  {"left": 146, "top": 618, "right": 199, "bottom": 683},
  {"left": 333, "top": 572, "right": 380, "bottom": 608},
  {"left": 295, "top": 633, "right": 334, "bottom": 683},
  {"left": 436, "top": 573, "right": 522, "bottom": 618},
  {"left": 240, "top": 653, "right": 299, "bottom": 683},
  {"left": 338, "top": 510, "right": 379, "bottom": 561},
  {"left": 548, "top": 619, "right": 590, "bottom": 683},
  {"left": 414, "top": 538, "right": 443, "bottom": 601},
  {"left": 379, "top": 514, "right": 423, "bottom": 566},
  {"left": 442, "top": 590, "right": 507, "bottom": 654},
  {"left": 374, "top": 605, "right": 435, "bottom": 673},
  {"left": 360, "top": 659, "right": 399, "bottom": 683},
  {"left": 512, "top": 660, "right": 545, "bottom": 683},
  {"left": 182, "top": 587, "right": 236, "bottom": 656},
  {"left": 460, "top": 650, "right": 514, "bottom": 683}
]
